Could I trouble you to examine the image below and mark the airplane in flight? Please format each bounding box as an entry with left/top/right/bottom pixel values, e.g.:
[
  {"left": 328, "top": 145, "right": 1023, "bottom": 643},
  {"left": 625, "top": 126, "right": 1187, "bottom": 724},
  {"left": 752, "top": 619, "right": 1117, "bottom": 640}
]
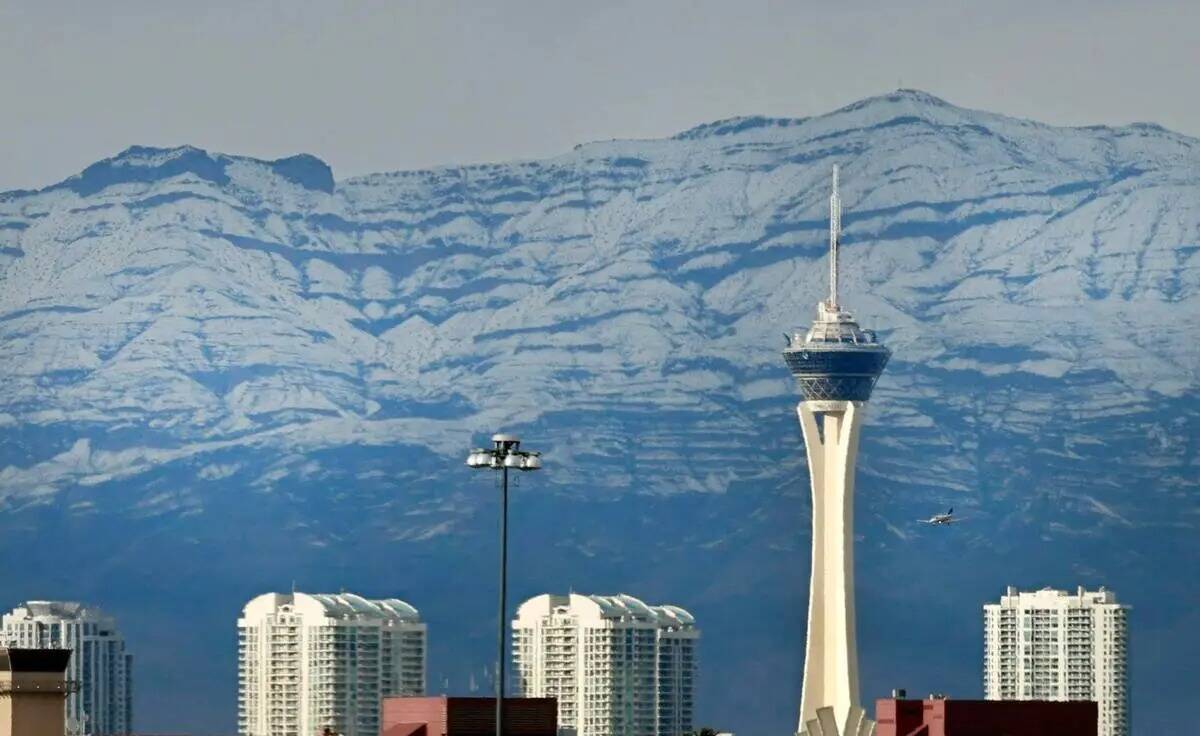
[{"left": 918, "top": 507, "right": 965, "bottom": 526}]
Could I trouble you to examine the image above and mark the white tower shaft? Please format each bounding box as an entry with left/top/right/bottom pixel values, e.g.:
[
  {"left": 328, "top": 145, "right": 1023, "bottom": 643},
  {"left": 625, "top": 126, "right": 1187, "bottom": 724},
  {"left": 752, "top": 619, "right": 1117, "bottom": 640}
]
[
  {"left": 796, "top": 401, "right": 873, "bottom": 736},
  {"left": 828, "top": 165, "right": 841, "bottom": 309}
]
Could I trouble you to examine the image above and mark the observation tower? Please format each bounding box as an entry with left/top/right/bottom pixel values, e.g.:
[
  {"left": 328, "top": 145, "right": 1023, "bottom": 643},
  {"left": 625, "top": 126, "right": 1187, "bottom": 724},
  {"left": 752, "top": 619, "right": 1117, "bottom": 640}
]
[{"left": 783, "top": 166, "right": 890, "bottom": 736}]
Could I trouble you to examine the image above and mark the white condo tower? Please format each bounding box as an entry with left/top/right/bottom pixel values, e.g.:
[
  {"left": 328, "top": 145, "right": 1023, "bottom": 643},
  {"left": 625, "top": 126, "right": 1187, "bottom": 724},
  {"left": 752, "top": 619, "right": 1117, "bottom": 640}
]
[
  {"left": 512, "top": 593, "right": 698, "bottom": 736},
  {"left": 984, "top": 586, "right": 1130, "bottom": 736},
  {"left": 237, "top": 592, "right": 426, "bottom": 736},
  {"left": 2, "top": 601, "right": 133, "bottom": 736},
  {"left": 782, "top": 168, "right": 890, "bottom": 736}
]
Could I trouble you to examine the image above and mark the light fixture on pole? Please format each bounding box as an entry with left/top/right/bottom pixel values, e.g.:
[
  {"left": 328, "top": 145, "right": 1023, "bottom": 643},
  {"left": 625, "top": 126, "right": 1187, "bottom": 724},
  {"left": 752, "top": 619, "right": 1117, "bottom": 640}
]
[{"left": 466, "top": 433, "right": 542, "bottom": 736}]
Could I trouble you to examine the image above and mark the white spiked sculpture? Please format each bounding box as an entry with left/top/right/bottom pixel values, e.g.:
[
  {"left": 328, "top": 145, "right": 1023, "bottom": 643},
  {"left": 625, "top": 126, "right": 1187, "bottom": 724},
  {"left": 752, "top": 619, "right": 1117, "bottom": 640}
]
[{"left": 782, "top": 167, "right": 890, "bottom": 736}]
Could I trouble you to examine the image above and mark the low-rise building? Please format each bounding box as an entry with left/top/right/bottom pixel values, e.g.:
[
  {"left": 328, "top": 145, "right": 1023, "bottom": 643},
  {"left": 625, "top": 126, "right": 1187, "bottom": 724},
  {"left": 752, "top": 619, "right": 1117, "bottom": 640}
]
[
  {"left": 0, "top": 648, "right": 72, "bottom": 736},
  {"left": 875, "top": 695, "right": 1097, "bottom": 736},
  {"left": 382, "top": 696, "right": 557, "bottom": 736}
]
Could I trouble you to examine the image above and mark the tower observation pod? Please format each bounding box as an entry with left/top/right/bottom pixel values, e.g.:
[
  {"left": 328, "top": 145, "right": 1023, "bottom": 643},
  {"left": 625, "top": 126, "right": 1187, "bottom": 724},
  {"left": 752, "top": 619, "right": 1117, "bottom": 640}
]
[{"left": 782, "top": 166, "right": 890, "bottom": 736}]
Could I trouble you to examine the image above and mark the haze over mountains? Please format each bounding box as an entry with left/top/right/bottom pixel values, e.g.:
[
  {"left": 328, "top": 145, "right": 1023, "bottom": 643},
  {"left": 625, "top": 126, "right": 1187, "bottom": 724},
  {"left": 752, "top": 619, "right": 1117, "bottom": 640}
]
[{"left": 1, "top": 90, "right": 1196, "bottom": 733}]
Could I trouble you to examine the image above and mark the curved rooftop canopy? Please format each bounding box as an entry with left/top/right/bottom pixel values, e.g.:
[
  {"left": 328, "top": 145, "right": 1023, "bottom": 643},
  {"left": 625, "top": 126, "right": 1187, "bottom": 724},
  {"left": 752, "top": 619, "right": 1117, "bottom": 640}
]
[
  {"left": 652, "top": 604, "right": 696, "bottom": 626},
  {"left": 7, "top": 600, "right": 118, "bottom": 627},
  {"left": 516, "top": 593, "right": 694, "bottom": 628},
  {"left": 241, "top": 592, "right": 422, "bottom": 623}
]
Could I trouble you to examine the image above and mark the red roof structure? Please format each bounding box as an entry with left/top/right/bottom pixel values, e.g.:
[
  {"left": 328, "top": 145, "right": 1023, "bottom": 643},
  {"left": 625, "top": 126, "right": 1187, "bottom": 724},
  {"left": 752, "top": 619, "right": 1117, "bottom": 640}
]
[
  {"left": 382, "top": 696, "right": 557, "bottom": 736},
  {"left": 875, "top": 696, "right": 1097, "bottom": 736}
]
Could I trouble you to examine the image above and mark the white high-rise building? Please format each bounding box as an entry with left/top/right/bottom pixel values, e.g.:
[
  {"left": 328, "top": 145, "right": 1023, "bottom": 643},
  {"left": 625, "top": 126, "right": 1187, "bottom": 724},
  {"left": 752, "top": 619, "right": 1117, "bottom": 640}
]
[
  {"left": 984, "top": 586, "right": 1130, "bottom": 736},
  {"left": 237, "top": 592, "right": 426, "bottom": 736},
  {"left": 1, "top": 601, "right": 133, "bottom": 736},
  {"left": 512, "top": 593, "right": 698, "bottom": 736}
]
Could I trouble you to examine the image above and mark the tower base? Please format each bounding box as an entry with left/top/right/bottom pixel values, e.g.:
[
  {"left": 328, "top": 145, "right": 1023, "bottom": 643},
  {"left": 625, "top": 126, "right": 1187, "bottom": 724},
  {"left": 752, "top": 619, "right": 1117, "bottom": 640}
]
[{"left": 798, "top": 705, "right": 876, "bottom": 736}]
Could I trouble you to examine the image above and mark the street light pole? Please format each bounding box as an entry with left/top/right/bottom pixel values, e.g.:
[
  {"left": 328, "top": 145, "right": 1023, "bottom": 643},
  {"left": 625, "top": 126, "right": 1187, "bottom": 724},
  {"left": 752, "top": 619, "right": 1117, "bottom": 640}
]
[
  {"left": 466, "top": 434, "right": 542, "bottom": 736},
  {"left": 497, "top": 460, "right": 508, "bottom": 728}
]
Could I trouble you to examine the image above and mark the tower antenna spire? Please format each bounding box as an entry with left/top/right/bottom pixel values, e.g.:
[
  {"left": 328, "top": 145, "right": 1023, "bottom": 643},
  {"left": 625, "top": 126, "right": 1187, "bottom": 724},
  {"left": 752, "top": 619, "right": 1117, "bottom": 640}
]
[{"left": 829, "top": 165, "right": 841, "bottom": 309}]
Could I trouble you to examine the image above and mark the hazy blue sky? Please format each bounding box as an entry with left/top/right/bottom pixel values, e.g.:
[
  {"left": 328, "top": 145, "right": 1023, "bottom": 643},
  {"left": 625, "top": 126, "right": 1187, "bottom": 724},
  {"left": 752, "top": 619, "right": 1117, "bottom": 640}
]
[{"left": 2, "top": 0, "right": 1196, "bottom": 192}]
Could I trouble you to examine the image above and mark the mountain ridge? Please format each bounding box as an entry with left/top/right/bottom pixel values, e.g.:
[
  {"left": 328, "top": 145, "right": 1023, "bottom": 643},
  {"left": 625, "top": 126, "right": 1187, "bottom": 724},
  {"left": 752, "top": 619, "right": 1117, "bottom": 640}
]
[{"left": 15, "top": 90, "right": 1199, "bottom": 201}]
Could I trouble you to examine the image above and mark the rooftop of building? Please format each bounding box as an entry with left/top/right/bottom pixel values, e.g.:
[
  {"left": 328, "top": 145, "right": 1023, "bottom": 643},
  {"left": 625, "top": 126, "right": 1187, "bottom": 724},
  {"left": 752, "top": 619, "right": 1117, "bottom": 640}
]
[
  {"left": 3, "top": 600, "right": 120, "bottom": 627},
  {"left": 986, "top": 585, "right": 1127, "bottom": 608},
  {"left": 787, "top": 302, "right": 887, "bottom": 350},
  {"left": 240, "top": 591, "right": 423, "bottom": 623},
  {"left": 515, "top": 593, "right": 696, "bottom": 628},
  {"left": 0, "top": 647, "right": 72, "bottom": 673}
]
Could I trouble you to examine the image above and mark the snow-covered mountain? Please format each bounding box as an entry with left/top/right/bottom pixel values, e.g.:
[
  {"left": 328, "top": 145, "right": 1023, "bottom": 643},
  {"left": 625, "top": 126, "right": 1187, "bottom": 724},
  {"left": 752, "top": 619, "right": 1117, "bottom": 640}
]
[{"left": 1, "top": 90, "right": 1197, "bottom": 733}]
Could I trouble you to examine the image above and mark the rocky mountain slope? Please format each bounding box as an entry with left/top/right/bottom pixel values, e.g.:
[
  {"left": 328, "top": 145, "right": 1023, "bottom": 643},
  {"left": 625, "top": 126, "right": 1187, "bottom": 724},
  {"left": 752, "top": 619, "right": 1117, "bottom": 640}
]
[{"left": 0, "top": 90, "right": 1196, "bottom": 733}]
